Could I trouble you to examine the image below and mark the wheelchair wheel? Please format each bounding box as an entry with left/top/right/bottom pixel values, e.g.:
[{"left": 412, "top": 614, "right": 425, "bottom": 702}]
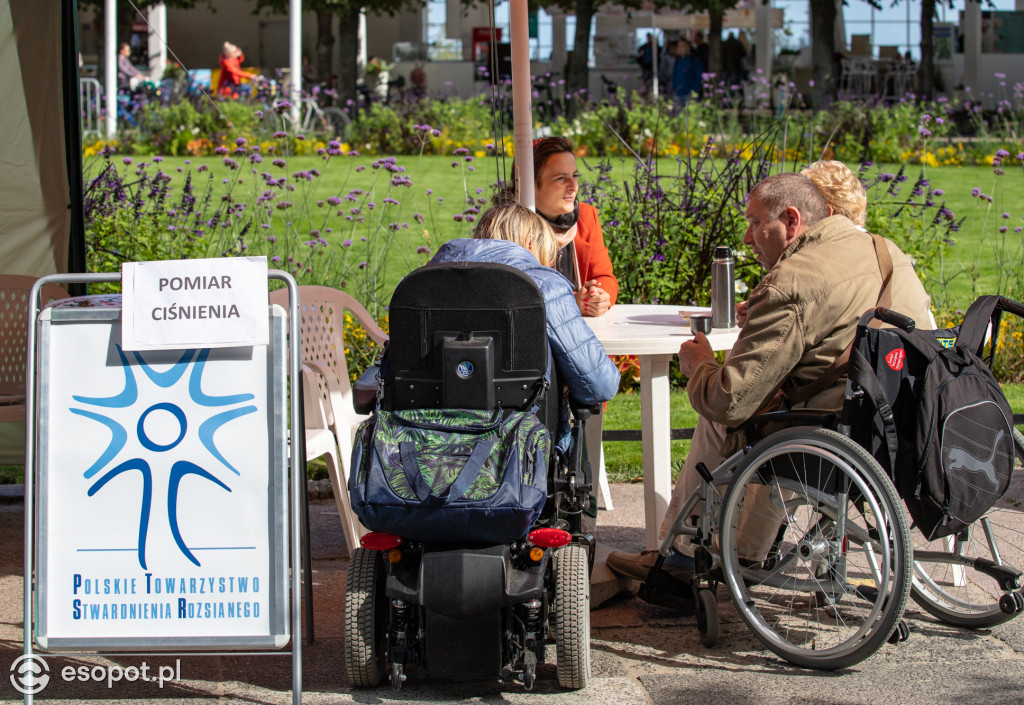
[
  {"left": 910, "top": 427, "right": 1024, "bottom": 628},
  {"left": 552, "top": 544, "right": 591, "bottom": 689},
  {"left": 719, "top": 428, "right": 912, "bottom": 670},
  {"left": 344, "top": 548, "right": 387, "bottom": 687}
]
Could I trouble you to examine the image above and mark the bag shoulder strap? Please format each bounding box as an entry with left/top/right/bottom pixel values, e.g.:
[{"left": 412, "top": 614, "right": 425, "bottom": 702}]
[
  {"left": 955, "top": 295, "right": 1001, "bottom": 357},
  {"left": 783, "top": 233, "right": 895, "bottom": 404}
]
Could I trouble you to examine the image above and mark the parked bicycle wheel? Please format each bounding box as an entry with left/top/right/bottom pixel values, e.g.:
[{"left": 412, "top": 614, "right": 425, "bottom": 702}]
[
  {"left": 321, "top": 106, "right": 352, "bottom": 140},
  {"left": 909, "top": 427, "right": 1024, "bottom": 628},
  {"left": 719, "top": 428, "right": 912, "bottom": 670}
]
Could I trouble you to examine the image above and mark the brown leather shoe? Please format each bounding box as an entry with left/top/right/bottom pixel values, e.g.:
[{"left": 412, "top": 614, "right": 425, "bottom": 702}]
[{"left": 606, "top": 550, "right": 660, "bottom": 581}]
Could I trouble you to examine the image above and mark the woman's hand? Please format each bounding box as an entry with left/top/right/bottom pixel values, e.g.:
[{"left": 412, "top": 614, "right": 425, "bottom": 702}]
[{"left": 577, "top": 279, "right": 610, "bottom": 317}]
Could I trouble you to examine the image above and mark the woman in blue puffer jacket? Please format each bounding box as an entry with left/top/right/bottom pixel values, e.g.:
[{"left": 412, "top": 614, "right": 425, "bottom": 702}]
[{"left": 429, "top": 202, "right": 619, "bottom": 449}]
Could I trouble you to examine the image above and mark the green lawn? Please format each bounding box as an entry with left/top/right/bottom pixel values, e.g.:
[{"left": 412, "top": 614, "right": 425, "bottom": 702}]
[{"left": 100, "top": 154, "right": 1024, "bottom": 315}]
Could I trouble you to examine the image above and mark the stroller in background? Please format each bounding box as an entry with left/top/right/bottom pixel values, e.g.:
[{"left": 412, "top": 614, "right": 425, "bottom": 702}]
[{"left": 343, "top": 262, "right": 599, "bottom": 690}]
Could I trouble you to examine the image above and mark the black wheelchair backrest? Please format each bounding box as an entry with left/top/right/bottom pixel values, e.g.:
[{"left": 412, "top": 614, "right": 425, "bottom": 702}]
[{"left": 385, "top": 262, "right": 548, "bottom": 412}]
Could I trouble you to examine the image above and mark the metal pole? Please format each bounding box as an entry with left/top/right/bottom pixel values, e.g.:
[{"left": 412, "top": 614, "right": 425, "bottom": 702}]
[
  {"left": 104, "top": 0, "right": 117, "bottom": 140},
  {"left": 289, "top": 0, "right": 302, "bottom": 127},
  {"left": 652, "top": 14, "right": 659, "bottom": 100},
  {"left": 270, "top": 270, "right": 304, "bottom": 705},
  {"left": 509, "top": 0, "right": 535, "bottom": 210}
]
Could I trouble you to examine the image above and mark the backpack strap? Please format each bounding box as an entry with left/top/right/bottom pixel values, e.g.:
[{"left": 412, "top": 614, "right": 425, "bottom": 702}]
[
  {"left": 848, "top": 345, "right": 900, "bottom": 474},
  {"left": 955, "top": 295, "right": 1002, "bottom": 361},
  {"left": 782, "top": 233, "right": 895, "bottom": 404}
]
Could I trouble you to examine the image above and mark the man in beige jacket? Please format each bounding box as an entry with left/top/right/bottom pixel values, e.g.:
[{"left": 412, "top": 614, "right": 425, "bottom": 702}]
[{"left": 608, "top": 172, "right": 932, "bottom": 581}]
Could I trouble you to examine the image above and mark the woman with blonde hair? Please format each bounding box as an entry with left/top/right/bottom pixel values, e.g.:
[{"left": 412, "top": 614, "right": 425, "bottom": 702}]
[
  {"left": 801, "top": 159, "right": 934, "bottom": 327},
  {"left": 428, "top": 202, "right": 619, "bottom": 448},
  {"left": 800, "top": 160, "right": 868, "bottom": 227}
]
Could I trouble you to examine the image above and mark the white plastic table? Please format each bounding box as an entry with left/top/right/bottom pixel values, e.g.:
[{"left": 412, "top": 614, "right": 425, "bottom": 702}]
[{"left": 585, "top": 304, "right": 739, "bottom": 549}]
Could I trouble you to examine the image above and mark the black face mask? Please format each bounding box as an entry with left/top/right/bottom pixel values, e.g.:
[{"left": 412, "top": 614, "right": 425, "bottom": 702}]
[{"left": 537, "top": 199, "right": 580, "bottom": 232}]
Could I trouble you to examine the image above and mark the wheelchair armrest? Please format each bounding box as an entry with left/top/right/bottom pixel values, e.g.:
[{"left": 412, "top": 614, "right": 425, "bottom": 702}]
[
  {"left": 353, "top": 366, "right": 381, "bottom": 415},
  {"left": 730, "top": 409, "right": 838, "bottom": 435},
  {"left": 569, "top": 402, "right": 604, "bottom": 423}
]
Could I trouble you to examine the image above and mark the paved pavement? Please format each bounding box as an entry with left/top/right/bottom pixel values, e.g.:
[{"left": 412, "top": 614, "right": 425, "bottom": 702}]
[{"left": 2, "top": 482, "right": 1024, "bottom": 704}]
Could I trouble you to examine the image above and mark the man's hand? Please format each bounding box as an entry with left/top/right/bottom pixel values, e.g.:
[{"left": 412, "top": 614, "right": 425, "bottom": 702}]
[
  {"left": 736, "top": 299, "right": 750, "bottom": 328},
  {"left": 679, "top": 332, "right": 716, "bottom": 378},
  {"left": 577, "top": 279, "right": 611, "bottom": 317}
]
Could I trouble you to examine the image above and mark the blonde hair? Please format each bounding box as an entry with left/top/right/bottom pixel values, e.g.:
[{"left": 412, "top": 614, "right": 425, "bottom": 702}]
[
  {"left": 800, "top": 160, "right": 868, "bottom": 227},
  {"left": 473, "top": 203, "right": 558, "bottom": 267}
]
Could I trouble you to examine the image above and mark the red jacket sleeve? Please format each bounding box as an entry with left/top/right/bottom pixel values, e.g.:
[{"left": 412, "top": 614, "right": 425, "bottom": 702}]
[{"left": 575, "top": 202, "right": 619, "bottom": 306}]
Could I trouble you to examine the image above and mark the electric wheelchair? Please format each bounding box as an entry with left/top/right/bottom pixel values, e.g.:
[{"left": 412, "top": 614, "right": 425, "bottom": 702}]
[
  {"left": 647, "top": 298, "right": 1024, "bottom": 670},
  {"left": 342, "top": 262, "right": 599, "bottom": 690}
]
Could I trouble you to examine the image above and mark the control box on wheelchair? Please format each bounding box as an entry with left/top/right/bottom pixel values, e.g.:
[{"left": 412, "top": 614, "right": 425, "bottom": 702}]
[
  {"left": 343, "top": 262, "right": 598, "bottom": 690},
  {"left": 648, "top": 295, "right": 1024, "bottom": 670}
]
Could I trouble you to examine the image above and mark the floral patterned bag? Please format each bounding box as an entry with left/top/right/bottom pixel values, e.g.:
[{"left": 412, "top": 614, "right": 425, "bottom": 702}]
[{"left": 349, "top": 407, "right": 550, "bottom": 544}]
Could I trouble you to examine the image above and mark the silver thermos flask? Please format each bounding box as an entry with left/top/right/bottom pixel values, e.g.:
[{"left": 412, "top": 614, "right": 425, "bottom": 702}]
[{"left": 711, "top": 246, "right": 736, "bottom": 329}]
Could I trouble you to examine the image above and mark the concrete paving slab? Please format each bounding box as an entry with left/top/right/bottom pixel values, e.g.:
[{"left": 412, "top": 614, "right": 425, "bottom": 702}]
[{"left": 2, "top": 483, "right": 1024, "bottom": 704}]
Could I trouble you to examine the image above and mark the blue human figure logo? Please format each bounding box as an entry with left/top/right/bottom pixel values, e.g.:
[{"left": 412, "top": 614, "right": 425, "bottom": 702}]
[{"left": 71, "top": 347, "right": 256, "bottom": 569}]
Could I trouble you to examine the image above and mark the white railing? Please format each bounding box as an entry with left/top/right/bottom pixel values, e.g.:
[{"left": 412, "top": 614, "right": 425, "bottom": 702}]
[{"left": 79, "top": 77, "right": 103, "bottom": 138}]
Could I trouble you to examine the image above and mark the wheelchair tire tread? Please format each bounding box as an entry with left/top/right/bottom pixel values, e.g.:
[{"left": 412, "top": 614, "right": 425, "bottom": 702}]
[
  {"left": 553, "top": 544, "right": 591, "bottom": 689},
  {"left": 344, "top": 548, "right": 386, "bottom": 687}
]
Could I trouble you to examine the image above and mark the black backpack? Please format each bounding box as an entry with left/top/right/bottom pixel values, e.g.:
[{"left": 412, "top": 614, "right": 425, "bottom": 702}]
[{"left": 845, "top": 296, "right": 1016, "bottom": 540}]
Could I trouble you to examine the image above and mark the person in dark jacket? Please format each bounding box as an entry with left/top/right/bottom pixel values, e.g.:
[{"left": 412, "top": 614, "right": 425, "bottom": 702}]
[
  {"left": 428, "top": 203, "right": 619, "bottom": 450},
  {"left": 672, "top": 39, "right": 703, "bottom": 105}
]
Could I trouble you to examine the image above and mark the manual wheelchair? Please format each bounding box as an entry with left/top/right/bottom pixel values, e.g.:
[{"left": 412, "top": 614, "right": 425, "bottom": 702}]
[
  {"left": 648, "top": 298, "right": 1024, "bottom": 670},
  {"left": 342, "top": 262, "right": 599, "bottom": 690}
]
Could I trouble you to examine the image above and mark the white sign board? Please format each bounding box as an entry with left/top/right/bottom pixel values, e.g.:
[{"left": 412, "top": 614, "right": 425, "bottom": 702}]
[
  {"left": 122, "top": 257, "right": 269, "bottom": 351},
  {"left": 35, "top": 302, "right": 289, "bottom": 649}
]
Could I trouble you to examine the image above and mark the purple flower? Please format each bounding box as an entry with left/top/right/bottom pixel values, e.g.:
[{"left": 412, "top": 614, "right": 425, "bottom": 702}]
[
  {"left": 342, "top": 239, "right": 353, "bottom": 247},
  {"left": 416, "top": 246, "right": 430, "bottom": 254},
  {"left": 1003, "top": 212, "right": 1011, "bottom": 219},
  {"left": 122, "top": 157, "right": 132, "bottom": 165}
]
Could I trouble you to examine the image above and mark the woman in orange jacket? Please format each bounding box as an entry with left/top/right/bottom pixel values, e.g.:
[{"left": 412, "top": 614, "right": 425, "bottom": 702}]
[{"left": 532, "top": 136, "right": 618, "bottom": 317}]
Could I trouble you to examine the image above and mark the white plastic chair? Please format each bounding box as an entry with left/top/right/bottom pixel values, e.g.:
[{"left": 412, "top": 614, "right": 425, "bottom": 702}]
[
  {"left": 0, "top": 276, "right": 69, "bottom": 423},
  {"left": 269, "top": 286, "right": 388, "bottom": 545},
  {"left": 301, "top": 364, "right": 362, "bottom": 550}
]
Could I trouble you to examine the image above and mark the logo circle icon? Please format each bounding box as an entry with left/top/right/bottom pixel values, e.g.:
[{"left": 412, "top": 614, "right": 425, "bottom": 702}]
[
  {"left": 137, "top": 402, "right": 188, "bottom": 452},
  {"left": 10, "top": 654, "right": 50, "bottom": 695},
  {"left": 456, "top": 361, "right": 474, "bottom": 379}
]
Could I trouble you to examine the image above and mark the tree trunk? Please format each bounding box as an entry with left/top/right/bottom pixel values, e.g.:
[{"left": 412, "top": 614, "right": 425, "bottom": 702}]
[
  {"left": 919, "top": 0, "right": 936, "bottom": 100},
  {"left": 336, "top": 5, "right": 360, "bottom": 107},
  {"left": 708, "top": 9, "right": 723, "bottom": 77},
  {"left": 315, "top": 9, "right": 335, "bottom": 90},
  {"left": 809, "top": 0, "right": 837, "bottom": 108},
  {"left": 566, "top": 0, "right": 595, "bottom": 110}
]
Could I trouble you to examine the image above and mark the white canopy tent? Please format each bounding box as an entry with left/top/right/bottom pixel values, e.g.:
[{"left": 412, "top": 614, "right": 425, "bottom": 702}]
[{"left": 0, "top": 0, "right": 84, "bottom": 278}]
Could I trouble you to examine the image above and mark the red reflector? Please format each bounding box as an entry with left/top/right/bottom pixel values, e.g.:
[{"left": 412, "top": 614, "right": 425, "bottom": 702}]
[
  {"left": 529, "top": 528, "right": 572, "bottom": 548},
  {"left": 360, "top": 532, "right": 403, "bottom": 551}
]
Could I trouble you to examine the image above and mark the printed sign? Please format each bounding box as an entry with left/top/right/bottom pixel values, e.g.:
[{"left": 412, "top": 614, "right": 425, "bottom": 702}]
[
  {"left": 122, "top": 257, "right": 269, "bottom": 351},
  {"left": 35, "top": 305, "right": 288, "bottom": 649}
]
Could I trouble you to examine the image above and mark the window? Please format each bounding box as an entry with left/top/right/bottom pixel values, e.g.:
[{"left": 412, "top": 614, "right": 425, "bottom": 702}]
[{"left": 424, "top": 0, "right": 463, "bottom": 61}]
